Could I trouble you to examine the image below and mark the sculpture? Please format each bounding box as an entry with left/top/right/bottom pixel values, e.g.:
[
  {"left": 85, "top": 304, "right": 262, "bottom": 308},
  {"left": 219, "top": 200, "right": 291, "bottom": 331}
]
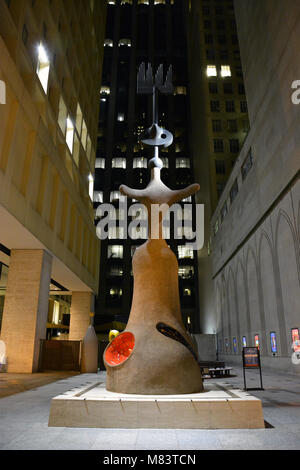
[{"left": 104, "top": 64, "right": 203, "bottom": 394}]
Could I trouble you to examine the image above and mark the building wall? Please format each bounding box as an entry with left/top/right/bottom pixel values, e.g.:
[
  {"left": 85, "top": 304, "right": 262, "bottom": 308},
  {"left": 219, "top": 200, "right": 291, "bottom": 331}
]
[
  {"left": 0, "top": 0, "right": 106, "bottom": 293},
  {"left": 210, "top": 0, "right": 300, "bottom": 373},
  {"left": 94, "top": 0, "right": 201, "bottom": 333},
  {"left": 186, "top": 0, "right": 248, "bottom": 332}
]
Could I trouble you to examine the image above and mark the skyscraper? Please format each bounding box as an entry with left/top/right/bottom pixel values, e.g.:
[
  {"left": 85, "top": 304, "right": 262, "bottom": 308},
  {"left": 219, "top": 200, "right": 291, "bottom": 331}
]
[{"left": 94, "top": 0, "right": 201, "bottom": 338}]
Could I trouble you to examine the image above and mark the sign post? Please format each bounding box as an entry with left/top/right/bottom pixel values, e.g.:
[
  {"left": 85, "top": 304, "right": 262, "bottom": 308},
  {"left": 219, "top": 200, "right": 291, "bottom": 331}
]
[{"left": 242, "top": 346, "right": 264, "bottom": 391}]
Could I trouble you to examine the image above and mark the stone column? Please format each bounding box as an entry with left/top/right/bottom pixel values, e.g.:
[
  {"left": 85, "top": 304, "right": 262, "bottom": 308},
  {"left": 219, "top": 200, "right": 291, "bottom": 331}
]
[
  {"left": 1, "top": 249, "right": 52, "bottom": 373},
  {"left": 69, "top": 292, "right": 93, "bottom": 341}
]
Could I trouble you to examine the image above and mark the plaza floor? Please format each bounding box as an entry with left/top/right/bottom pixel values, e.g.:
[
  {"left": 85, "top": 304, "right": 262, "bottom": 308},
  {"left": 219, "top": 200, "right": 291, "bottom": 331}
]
[{"left": 0, "top": 364, "right": 300, "bottom": 450}]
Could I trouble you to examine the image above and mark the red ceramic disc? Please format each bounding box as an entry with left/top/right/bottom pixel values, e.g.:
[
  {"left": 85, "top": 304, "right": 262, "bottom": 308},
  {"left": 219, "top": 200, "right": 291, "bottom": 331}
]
[{"left": 105, "top": 332, "right": 135, "bottom": 366}]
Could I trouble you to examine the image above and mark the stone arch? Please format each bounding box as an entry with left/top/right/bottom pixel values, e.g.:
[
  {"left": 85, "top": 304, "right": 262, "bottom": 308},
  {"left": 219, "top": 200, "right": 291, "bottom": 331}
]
[
  {"left": 245, "top": 244, "right": 262, "bottom": 346},
  {"left": 275, "top": 209, "right": 300, "bottom": 352},
  {"left": 258, "top": 230, "right": 280, "bottom": 355},
  {"left": 226, "top": 266, "right": 239, "bottom": 353},
  {"left": 235, "top": 257, "right": 250, "bottom": 348}
]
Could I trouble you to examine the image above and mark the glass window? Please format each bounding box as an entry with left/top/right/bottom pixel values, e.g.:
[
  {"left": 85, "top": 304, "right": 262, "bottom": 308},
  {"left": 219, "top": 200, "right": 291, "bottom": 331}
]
[
  {"left": 207, "top": 65, "right": 217, "bottom": 77},
  {"left": 176, "top": 158, "right": 190, "bottom": 168},
  {"left": 174, "top": 86, "right": 187, "bottom": 95},
  {"left": 112, "top": 157, "right": 126, "bottom": 169},
  {"left": 66, "top": 116, "right": 74, "bottom": 153},
  {"left": 229, "top": 138, "right": 239, "bottom": 153},
  {"left": 221, "top": 65, "right": 231, "bottom": 77},
  {"left": 110, "top": 191, "right": 125, "bottom": 202},
  {"left": 227, "top": 119, "right": 237, "bottom": 132},
  {"left": 230, "top": 179, "right": 239, "bottom": 203},
  {"left": 209, "top": 82, "right": 218, "bottom": 93},
  {"left": 95, "top": 158, "right": 105, "bottom": 169},
  {"left": 221, "top": 202, "right": 228, "bottom": 221},
  {"left": 212, "top": 119, "right": 222, "bottom": 132},
  {"left": 225, "top": 100, "right": 235, "bottom": 112},
  {"left": 133, "top": 157, "right": 147, "bottom": 169},
  {"left": 215, "top": 160, "right": 225, "bottom": 174},
  {"left": 241, "top": 148, "right": 253, "bottom": 180},
  {"left": 178, "top": 246, "right": 194, "bottom": 259},
  {"left": 240, "top": 100, "right": 248, "bottom": 113},
  {"left": 178, "top": 266, "right": 194, "bottom": 279},
  {"left": 108, "top": 266, "right": 123, "bottom": 276},
  {"left": 93, "top": 191, "right": 103, "bottom": 203},
  {"left": 36, "top": 42, "right": 50, "bottom": 93},
  {"left": 223, "top": 82, "right": 233, "bottom": 93},
  {"left": 210, "top": 100, "right": 220, "bottom": 112},
  {"left": 118, "top": 38, "right": 132, "bottom": 47},
  {"left": 100, "top": 86, "right": 111, "bottom": 95},
  {"left": 108, "top": 245, "right": 123, "bottom": 259},
  {"left": 104, "top": 39, "right": 113, "bottom": 47},
  {"left": 161, "top": 157, "right": 169, "bottom": 168},
  {"left": 213, "top": 139, "right": 224, "bottom": 153}
]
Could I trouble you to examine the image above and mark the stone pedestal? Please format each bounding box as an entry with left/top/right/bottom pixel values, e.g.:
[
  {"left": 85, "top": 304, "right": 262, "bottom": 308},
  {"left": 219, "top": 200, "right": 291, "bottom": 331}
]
[
  {"left": 48, "top": 379, "right": 265, "bottom": 429},
  {"left": 1, "top": 249, "right": 52, "bottom": 373},
  {"left": 69, "top": 292, "right": 93, "bottom": 341}
]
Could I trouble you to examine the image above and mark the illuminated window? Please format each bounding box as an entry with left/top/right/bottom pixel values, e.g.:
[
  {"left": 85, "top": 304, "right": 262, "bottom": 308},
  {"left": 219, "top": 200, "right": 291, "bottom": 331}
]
[
  {"left": 183, "top": 288, "right": 192, "bottom": 296},
  {"left": 109, "top": 288, "right": 122, "bottom": 298},
  {"left": 161, "top": 157, "right": 169, "bottom": 168},
  {"left": 108, "top": 245, "right": 123, "bottom": 259},
  {"left": 110, "top": 191, "right": 125, "bottom": 202},
  {"left": 176, "top": 158, "right": 190, "bottom": 168},
  {"left": 100, "top": 86, "right": 111, "bottom": 95},
  {"left": 107, "top": 0, "right": 116, "bottom": 4},
  {"left": 66, "top": 116, "right": 74, "bottom": 153},
  {"left": 95, "top": 158, "right": 105, "bottom": 169},
  {"left": 178, "top": 246, "right": 194, "bottom": 259},
  {"left": 88, "top": 173, "right": 94, "bottom": 200},
  {"left": 93, "top": 191, "right": 103, "bottom": 203},
  {"left": 121, "top": 0, "right": 132, "bottom": 4},
  {"left": 112, "top": 158, "right": 126, "bottom": 169},
  {"left": 138, "top": 0, "right": 149, "bottom": 4},
  {"left": 36, "top": 42, "right": 50, "bottom": 93},
  {"left": 178, "top": 266, "right": 194, "bottom": 279},
  {"left": 104, "top": 39, "right": 113, "bottom": 47},
  {"left": 117, "top": 112, "right": 125, "bottom": 122},
  {"left": 118, "top": 39, "right": 132, "bottom": 47},
  {"left": 133, "top": 157, "right": 147, "bottom": 169},
  {"left": 221, "top": 65, "right": 231, "bottom": 77},
  {"left": 206, "top": 65, "right": 217, "bottom": 77},
  {"left": 174, "top": 86, "right": 187, "bottom": 95},
  {"left": 108, "top": 266, "right": 123, "bottom": 277},
  {"left": 154, "top": 0, "right": 166, "bottom": 4},
  {"left": 81, "top": 120, "right": 88, "bottom": 150}
]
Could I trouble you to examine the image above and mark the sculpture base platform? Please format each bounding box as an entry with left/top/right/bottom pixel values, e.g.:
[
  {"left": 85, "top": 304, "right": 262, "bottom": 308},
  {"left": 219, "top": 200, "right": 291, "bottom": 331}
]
[{"left": 48, "top": 380, "right": 265, "bottom": 429}]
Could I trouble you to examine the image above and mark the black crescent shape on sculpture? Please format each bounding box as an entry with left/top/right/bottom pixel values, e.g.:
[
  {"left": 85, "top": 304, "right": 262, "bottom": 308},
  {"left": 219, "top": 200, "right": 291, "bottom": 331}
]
[{"left": 156, "top": 322, "right": 198, "bottom": 362}]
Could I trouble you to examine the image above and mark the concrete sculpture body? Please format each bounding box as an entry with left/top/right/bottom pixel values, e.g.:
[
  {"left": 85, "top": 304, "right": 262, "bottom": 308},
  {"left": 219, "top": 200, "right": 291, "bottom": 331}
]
[{"left": 103, "top": 63, "right": 203, "bottom": 394}]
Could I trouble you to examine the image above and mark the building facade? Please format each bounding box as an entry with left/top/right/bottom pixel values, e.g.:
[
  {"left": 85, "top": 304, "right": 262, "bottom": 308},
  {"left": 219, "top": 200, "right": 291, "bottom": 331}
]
[
  {"left": 0, "top": 0, "right": 106, "bottom": 371},
  {"left": 186, "top": 0, "right": 249, "bottom": 333},
  {"left": 94, "top": 0, "right": 201, "bottom": 336},
  {"left": 211, "top": 0, "right": 300, "bottom": 374}
]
